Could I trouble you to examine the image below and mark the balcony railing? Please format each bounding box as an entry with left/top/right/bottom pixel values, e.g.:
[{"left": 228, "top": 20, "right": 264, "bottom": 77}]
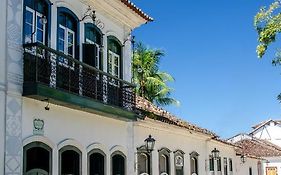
[{"left": 23, "top": 42, "right": 136, "bottom": 112}]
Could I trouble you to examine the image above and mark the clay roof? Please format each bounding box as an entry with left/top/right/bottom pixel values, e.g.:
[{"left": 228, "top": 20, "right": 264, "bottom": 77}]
[
  {"left": 235, "top": 138, "right": 281, "bottom": 158},
  {"left": 136, "top": 96, "right": 217, "bottom": 137},
  {"left": 120, "top": 0, "right": 153, "bottom": 22}
]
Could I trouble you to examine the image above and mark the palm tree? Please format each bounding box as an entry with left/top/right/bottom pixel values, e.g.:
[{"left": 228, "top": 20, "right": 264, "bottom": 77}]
[{"left": 132, "top": 42, "right": 179, "bottom": 106}]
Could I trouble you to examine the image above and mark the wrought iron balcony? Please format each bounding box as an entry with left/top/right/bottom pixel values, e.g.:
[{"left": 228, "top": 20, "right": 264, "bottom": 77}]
[{"left": 23, "top": 42, "right": 136, "bottom": 119}]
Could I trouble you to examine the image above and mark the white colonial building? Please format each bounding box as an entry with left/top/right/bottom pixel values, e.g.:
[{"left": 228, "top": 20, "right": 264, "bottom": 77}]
[
  {"left": 0, "top": 0, "right": 265, "bottom": 175},
  {"left": 229, "top": 119, "right": 281, "bottom": 175}
]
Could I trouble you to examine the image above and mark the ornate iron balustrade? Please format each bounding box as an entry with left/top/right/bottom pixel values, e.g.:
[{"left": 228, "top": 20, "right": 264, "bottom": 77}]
[{"left": 23, "top": 42, "right": 136, "bottom": 112}]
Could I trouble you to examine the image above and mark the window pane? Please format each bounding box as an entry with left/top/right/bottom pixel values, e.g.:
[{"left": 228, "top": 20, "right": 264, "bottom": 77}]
[
  {"left": 25, "top": 10, "right": 33, "bottom": 24},
  {"left": 36, "top": 29, "right": 43, "bottom": 43},
  {"left": 37, "top": 16, "right": 43, "bottom": 30},
  {"left": 24, "top": 24, "right": 33, "bottom": 43},
  {"left": 58, "top": 27, "right": 65, "bottom": 40}
]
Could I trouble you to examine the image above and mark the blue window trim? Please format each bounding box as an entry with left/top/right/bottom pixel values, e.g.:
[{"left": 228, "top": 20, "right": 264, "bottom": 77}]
[
  {"left": 57, "top": 7, "right": 80, "bottom": 59},
  {"left": 22, "top": 0, "right": 52, "bottom": 46}
]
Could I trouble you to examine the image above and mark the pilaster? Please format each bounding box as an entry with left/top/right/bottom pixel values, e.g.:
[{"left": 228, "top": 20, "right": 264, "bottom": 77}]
[{"left": 5, "top": 0, "right": 24, "bottom": 174}]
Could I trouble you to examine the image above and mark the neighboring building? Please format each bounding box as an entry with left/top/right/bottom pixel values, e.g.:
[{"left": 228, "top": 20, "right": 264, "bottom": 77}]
[
  {"left": 0, "top": 0, "right": 267, "bottom": 175},
  {"left": 229, "top": 119, "right": 281, "bottom": 175},
  {"left": 250, "top": 119, "right": 281, "bottom": 147}
]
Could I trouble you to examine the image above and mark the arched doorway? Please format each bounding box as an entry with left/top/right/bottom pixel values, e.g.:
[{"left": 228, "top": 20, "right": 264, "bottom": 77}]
[
  {"left": 59, "top": 146, "right": 81, "bottom": 175},
  {"left": 23, "top": 142, "right": 52, "bottom": 175},
  {"left": 88, "top": 150, "right": 105, "bottom": 175},
  {"left": 112, "top": 153, "right": 126, "bottom": 175}
]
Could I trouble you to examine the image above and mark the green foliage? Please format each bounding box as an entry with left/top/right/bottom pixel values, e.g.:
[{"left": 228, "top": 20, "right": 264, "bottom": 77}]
[
  {"left": 254, "top": 0, "right": 281, "bottom": 58},
  {"left": 132, "top": 42, "right": 180, "bottom": 106}
]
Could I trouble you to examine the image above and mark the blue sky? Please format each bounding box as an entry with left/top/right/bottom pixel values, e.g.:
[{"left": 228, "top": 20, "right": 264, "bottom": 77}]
[{"left": 132, "top": 0, "right": 281, "bottom": 138}]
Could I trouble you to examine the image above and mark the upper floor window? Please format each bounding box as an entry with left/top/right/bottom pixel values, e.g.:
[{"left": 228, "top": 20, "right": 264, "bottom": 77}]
[
  {"left": 57, "top": 7, "right": 79, "bottom": 59},
  {"left": 23, "top": 0, "right": 49, "bottom": 44},
  {"left": 108, "top": 36, "right": 122, "bottom": 78},
  {"left": 83, "top": 23, "right": 103, "bottom": 69}
]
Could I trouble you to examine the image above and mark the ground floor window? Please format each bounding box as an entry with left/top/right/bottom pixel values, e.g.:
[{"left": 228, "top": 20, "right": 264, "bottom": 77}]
[
  {"left": 23, "top": 142, "right": 52, "bottom": 175},
  {"left": 89, "top": 150, "right": 105, "bottom": 175},
  {"left": 159, "top": 148, "right": 170, "bottom": 175},
  {"left": 112, "top": 152, "right": 125, "bottom": 175},
  {"left": 190, "top": 151, "right": 199, "bottom": 175},
  {"left": 137, "top": 152, "right": 151, "bottom": 175},
  {"left": 60, "top": 146, "right": 81, "bottom": 175},
  {"left": 174, "top": 150, "right": 184, "bottom": 175}
]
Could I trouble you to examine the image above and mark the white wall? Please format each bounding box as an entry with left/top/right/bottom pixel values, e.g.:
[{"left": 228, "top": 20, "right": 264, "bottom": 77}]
[
  {"left": 235, "top": 158, "right": 259, "bottom": 175},
  {"left": 133, "top": 119, "right": 246, "bottom": 175},
  {"left": 0, "top": 91, "right": 5, "bottom": 175},
  {"left": 253, "top": 121, "right": 281, "bottom": 147},
  {"left": 22, "top": 97, "right": 133, "bottom": 175}
]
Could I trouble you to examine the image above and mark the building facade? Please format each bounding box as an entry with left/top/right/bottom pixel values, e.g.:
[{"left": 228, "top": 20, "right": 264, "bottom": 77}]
[{"left": 0, "top": 0, "right": 263, "bottom": 175}]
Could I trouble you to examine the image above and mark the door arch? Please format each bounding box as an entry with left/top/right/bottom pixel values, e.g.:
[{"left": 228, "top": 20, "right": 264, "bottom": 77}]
[{"left": 23, "top": 142, "right": 52, "bottom": 175}]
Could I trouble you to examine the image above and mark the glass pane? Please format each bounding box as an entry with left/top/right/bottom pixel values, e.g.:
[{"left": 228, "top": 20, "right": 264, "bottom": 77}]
[
  {"left": 114, "top": 56, "right": 119, "bottom": 65},
  {"left": 58, "top": 27, "right": 65, "bottom": 40},
  {"left": 37, "top": 16, "right": 43, "bottom": 29},
  {"left": 24, "top": 24, "right": 33, "bottom": 43},
  {"left": 114, "top": 66, "right": 118, "bottom": 76},
  {"left": 36, "top": 29, "right": 44, "bottom": 43},
  {"left": 68, "top": 32, "right": 74, "bottom": 56},
  {"left": 25, "top": 10, "right": 33, "bottom": 24},
  {"left": 58, "top": 39, "right": 64, "bottom": 52}
]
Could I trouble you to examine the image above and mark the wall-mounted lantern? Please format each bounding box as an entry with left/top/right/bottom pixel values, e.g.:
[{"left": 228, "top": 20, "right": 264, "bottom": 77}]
[
  {"left": 240, "top": 155, "right": 247, "bottom": 164},
  {"left": 211, "top": 148, "right": 220, "bottom": 160},
  {"left": 80, "top": 6, "right": 96, "bottom": 22},
  {"left": 144, "top": 135, "right": 155, "bottom": 153}
]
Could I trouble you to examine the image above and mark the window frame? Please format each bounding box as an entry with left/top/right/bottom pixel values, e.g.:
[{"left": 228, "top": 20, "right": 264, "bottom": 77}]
[{"left": 59, "top": 146, "right": 82, "bottom": 175}]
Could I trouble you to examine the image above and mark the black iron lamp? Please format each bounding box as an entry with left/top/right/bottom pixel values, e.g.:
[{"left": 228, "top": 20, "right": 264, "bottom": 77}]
[
  {"left": 80, "top": 6, "right": 96, "bottom": 22},
  {"left": 144, "top": 135, "right": 155, "bottom": 153},
  {"left": 211, "top": 148, "right": 220, "bottom": 160},
  {"left": 240, "top": 155, "right": 247, "bottom": 164}
]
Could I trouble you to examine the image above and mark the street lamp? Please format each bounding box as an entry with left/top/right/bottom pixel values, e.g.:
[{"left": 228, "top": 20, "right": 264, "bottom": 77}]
[
  {"left": 211, "top": 148, "right": 220, "bottom": 160},
  {"left": 144, "top": 135, "right": 155, "bottom": 153},
  {"left": 240, "top": 155, "right": 247, "bottom": 164}
]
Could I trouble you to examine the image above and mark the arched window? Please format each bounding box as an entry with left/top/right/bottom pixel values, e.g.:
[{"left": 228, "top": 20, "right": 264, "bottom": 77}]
[
  {"left": 57, "top": 7, "right": 79, "bottom": 59},
  {"left": 190, "top": 151, "right": 199, "bottom": 175},
  {"left": 23, "top": 0, "right": 51, "bottom": 44},
  {"left": 112, "top": 152, "right": 126, "bottom": 175},
  {"left": 88, "top": 149, "right": 105, "bottom": 175},
  {"left": 59, "top": 146, "right": 81, "bottom": 175},
  {"left": 83, "top": 23, "right": 103, "bottom": 69},
  {"left": 174, "top": 150, "right": 184, "bottom": 175},
  {"left": 107, "top": 36, "right": 122, "bottom": 78},
  {"left": 159, "top": 148, "right": 170, "bottom": 175},
  {"left": 137, "top": 146, "right": 151, "bottom": 175},
  {"left": 23, "top": 142, "right": 52, "bottom": 175}
]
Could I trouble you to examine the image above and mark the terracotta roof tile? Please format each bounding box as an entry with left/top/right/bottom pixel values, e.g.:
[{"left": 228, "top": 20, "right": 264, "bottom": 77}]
[
  {"left": 136, "top": 96, "right": 217, "bottom": 137},
  {"left": 120, "top": 0, "right": 153, "bottom": 22},
  {"left": 235, "top": 138, "right": 281, "bottom": 158}
]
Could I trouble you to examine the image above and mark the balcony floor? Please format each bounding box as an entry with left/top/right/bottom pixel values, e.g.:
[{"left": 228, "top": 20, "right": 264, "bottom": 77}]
[{"left": 23, "top": 82, "right": 138, "bottom": 121}]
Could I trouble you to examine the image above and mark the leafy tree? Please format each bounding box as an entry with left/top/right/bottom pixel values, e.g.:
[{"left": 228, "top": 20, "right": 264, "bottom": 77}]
[
  {"left": 132, "top": 42, "right": 179, "bottom": 106},
  {"left": 255, "top": 0, "right": 281, "bottom": 101},
  {"left": 254, "top": 0, "right": 281, "bottom": 60}
]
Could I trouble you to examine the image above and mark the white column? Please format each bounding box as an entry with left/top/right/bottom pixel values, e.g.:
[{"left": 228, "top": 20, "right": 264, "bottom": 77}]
[
  {"left": 103, "top": 35, "right": 108, "bottom": 72},
  {"left": 82, "top": 150, "right": 87, "bottom": 175},
  {"left": 127, "top": 122, "right": 135, "bottom": 175},
  {"left": 184, "top": 153, "right": 190, "bottom": 175},
  {"left": 170, "top": 152, "right": 175, "bottom": 175},
  {"left": 52, "top": 149, "right": 58, "bottom": 175},
  {"left": 152, "top": 150, "right": 159, "bottom": 175},
  {"left": 106, "top": 154, "right": 110, "bottom": 175}
]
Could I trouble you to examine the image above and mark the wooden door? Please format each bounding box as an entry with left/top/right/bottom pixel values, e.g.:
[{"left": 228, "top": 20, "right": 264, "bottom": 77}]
[{"left": 266, "top": 167, "right": 277, "bottom": 175}]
